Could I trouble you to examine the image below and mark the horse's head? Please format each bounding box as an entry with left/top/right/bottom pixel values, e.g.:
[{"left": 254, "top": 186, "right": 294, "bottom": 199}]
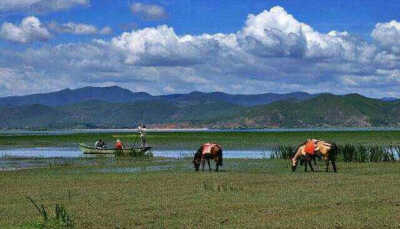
[
  {"left": 193, "top": 147, "right": 202, "bottom": 171},
  {"left": 291, "top": 143, "right": 306, "bottom": 172}
]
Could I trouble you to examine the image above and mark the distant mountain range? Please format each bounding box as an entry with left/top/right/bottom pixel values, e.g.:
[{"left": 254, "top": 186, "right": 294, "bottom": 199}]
[
  {"left": 0, "top": 86, "right": 151, "bottom": 107},
  {"left": 0, "top": 86, "right": 399, "bottom": 129},
  {"left": 0, "top": 86, "right": 314, "bottom": 107}
]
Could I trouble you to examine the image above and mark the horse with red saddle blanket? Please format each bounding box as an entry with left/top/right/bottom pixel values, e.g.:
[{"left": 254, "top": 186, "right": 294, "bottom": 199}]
[
  {"left": 291, "top": 139, "right": 338, "bottom": 172},
  {"left": 192, "top": 143, "right": 223, "bottom": 172}
]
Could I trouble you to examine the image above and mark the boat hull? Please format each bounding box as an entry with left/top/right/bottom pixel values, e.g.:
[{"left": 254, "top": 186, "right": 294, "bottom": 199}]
[{"left": 79, "top": 143, "right": 152, "bottom": 156}]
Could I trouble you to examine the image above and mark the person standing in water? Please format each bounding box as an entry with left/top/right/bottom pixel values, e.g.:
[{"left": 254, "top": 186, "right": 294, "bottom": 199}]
[{"left": 138, "top": 124, "right": 146, "bottom": 147}]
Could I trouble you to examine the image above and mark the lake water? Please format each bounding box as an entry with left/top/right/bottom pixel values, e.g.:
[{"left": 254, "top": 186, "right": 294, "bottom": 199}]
[
  {"left": 0, "top": 147, "right": 271, "bottom": 159},
  {"left": 0, "top": 147, "right": 272, "bottom": 170}
]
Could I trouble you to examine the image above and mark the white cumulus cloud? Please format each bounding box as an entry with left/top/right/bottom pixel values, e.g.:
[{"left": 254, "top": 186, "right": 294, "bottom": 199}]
[
  {"left": 372, "top": 20, "right": 400, "bottom": 53},
  {"left": 111, "top": 25, "right": 209, "bottom": 65},
  {"left": 0, "top": 16, "right": 51, "bottom": 43},
  {"left": 131, "top": 3, "right": 167, "bottom": 20}
]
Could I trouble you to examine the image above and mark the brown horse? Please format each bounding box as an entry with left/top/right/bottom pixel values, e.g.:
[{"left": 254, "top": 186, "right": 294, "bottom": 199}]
[
  {"left": 291, "top": 139, "right": 338, "bottom": 172},
  {"left": 193, "top": 143, "right": 223, "bottom": 172}
]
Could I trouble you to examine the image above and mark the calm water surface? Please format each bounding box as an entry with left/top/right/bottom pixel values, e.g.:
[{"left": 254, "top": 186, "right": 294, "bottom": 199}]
[
  {"left": 0, "top": 147, "right": 272, "bottom": 170},
  {"left": 0, "top": 147, "right": 271, "bottom": 159}
]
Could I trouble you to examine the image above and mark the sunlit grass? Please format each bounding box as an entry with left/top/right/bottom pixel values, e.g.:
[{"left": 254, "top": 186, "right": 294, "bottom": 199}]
[{"left": 1, "top": 158, "right": 400, "bottom": 228}]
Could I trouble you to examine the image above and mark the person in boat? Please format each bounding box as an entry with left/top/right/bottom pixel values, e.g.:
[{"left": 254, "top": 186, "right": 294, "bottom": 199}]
[
  {"left": 115, "top": 139, "right": 123, "bottom": 150},
  {"left": 95, "top": 139, "right": 105, "bottom": 149},
  {"left": 138, "top": 124, "right": 146, "bottom": 147}
]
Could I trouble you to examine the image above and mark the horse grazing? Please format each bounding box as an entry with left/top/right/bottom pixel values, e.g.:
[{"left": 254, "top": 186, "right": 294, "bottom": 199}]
[
  {"left": 192, "top": 143, "right": 223, "bottom": 172},
  {"left": 291, "top": 139, "right": 338, "bottom": 173}
]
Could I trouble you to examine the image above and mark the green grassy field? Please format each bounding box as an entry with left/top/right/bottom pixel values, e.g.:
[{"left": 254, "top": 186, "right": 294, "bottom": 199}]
[
  {"left": 2, "top": 130, "right": 400, "bottom": 149},
  {"left": 1, "top": 158, "right": 400, "bottom": 228},
  {"left": 2, "top": 131, "right": 400, "bottom": 228}
]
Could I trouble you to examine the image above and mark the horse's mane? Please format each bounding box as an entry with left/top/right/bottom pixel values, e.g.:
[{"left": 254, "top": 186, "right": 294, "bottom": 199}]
[
  {"left": 193, "top": 145, "right": 203, "bottom": 159},
  {"left": 292, "top": 140, "right": 308, "bottom": 158}
]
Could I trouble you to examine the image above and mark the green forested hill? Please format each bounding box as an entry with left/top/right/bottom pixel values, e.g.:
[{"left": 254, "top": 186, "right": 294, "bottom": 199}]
[
  {"left": 0, "top": 93, "right": 399, "bottom": 129},
  {"left": 209, "top": 93, "right": 399, "bottom": 128}
]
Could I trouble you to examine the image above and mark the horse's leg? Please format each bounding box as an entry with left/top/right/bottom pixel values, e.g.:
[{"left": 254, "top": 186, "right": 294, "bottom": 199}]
[
  {"left": 313, "top": 155, "right": 317, "bottom": 166},
  {"left": 215, "top": 162, "right": 219, "bottom": 172},
  {"left": 308, "top": 160, "right": 314, "bottom": 172},
  {"left": 332, "top": 160, "right": 337, "bottom": 173},
  {"left": 304, "top": 159, "right": 308, "bottom": 172},
  {"left": 201, "top": 157, "right": 205, "bottom": 171},
  {"left": 207, "top": 158, "right": 211, "bottom": 171},
  {"left": 325, "top": 160, "right": 330, "bottom": 172}
]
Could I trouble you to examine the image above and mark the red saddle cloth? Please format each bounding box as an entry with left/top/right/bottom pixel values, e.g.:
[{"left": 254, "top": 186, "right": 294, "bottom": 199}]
[
  {"left": 202, "top": 143, "right": 215, "bottom": 155},
  {"left": 304, "top": 141, "right": 315, "bottom": 155}
]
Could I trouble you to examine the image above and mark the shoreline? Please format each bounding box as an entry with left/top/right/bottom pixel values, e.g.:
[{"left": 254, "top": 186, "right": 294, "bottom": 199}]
[{"left": 2, "top": 127, "right": 400, "bottom": 135}]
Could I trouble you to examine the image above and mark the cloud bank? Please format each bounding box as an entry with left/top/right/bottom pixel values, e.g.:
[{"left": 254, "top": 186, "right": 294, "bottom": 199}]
[{"left": 1, "top": 6, "right": 400, "bottom": 98}]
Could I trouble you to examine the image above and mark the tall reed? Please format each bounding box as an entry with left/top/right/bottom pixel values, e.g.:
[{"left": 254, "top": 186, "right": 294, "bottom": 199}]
[
  {"left": 338, "top": 144, "right": 396, "bottom": 162},
  {"left": 271, "top": 145, "right": 295, "bottom": 159},
  {"left": 26, "top": 196, "right": 74, "bottom": 228},
  {"left": 272, "top": 143, "right": 399, "bottom": 162}
]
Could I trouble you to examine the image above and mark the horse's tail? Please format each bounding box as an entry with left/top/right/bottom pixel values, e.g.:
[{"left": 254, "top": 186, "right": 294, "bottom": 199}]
[
  {"left": 217, "top": 145, "right": 223, "bottom": 166},
  {"left": 329, "top": 142, "right": 338, "bottom": 161}
]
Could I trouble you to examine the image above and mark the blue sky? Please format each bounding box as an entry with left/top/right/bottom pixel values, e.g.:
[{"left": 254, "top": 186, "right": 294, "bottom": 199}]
[
  {"left": 1, "top": 0, "right": 400, "bottom": 97},
  {"left": 4, "top": 0, "right": 399, "bottom": 39}
]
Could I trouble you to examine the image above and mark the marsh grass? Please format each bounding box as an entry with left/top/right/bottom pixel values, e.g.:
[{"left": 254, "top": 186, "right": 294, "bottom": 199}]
[
  {"left": 201, "top": 181, "right": 244, "bottom": 192},
  {"left": 114, "top": 149, "right": 153, "bottom": 158},
  {"left": 3, "top": 130, "right": 400, "bottom": 149},
  {"left": 271, "top": 145, "right": 295, "bottom": 159},
  {"left": 272, "top": 143, "right": 399, "bottom": 163},
  {"left": 338, "top": 144, "right": 397, "bottom": 162},
  {"left": 341, "top": 144, "right": 356, "bottom": 162},
  {"left": 47, "top": 158, "right": 75, "bottom": 168},
  {"left": 26, "top": 197, "right": 74, "bottom": 228}
]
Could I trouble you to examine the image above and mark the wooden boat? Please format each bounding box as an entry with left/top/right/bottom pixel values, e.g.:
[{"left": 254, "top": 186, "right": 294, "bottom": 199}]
[{"left": 79, "top": 143, "right": 152, "bottom": 156}]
